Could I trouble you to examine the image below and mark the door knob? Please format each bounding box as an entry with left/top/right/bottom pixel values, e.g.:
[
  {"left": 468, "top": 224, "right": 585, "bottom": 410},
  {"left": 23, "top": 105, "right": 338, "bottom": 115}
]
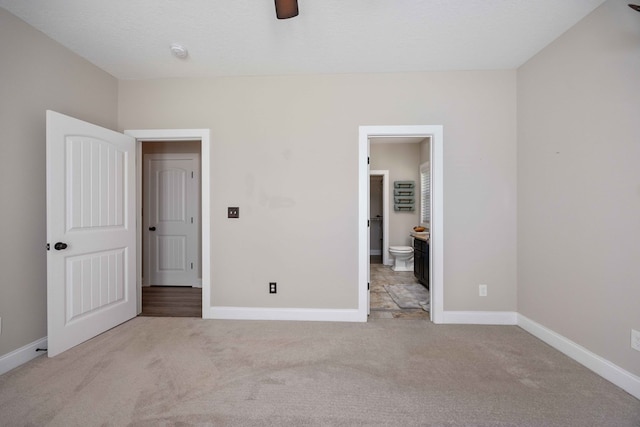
[
  {"left": 54, "top": 242, "right": 68, "bottom": 250},
  {"left": 149, "top": 227, "right": 156, "bottom": 231}
]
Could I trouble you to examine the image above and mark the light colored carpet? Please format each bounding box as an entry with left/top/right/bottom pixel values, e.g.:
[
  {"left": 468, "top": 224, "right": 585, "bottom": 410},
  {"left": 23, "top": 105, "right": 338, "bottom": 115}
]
[
  {"left": 1, "top": 317, "right": 638, "bottom": 426},
  {"left": 384, "top": 283, "right": 429, "bottom": 309}
]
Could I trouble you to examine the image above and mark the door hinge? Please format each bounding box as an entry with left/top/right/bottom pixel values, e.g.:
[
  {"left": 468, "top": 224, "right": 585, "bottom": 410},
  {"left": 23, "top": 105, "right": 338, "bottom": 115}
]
[
  {"left": 191, "top": 217, "right": 194, "bottom": 224},
  {"left": 367, "top": 220, "right": 370, "bottom": 227},
  {"left": 367, "top": 157, "right": 370, "bottom": 165},
  {"left": 368, "top": 282, "right": 370, "bottom": 290},
  {"left": 46, "top": 243, "right": 50, "bottom": 251},
  {"left": 191, "top": 262, "right": 194, "bottom": 270}
]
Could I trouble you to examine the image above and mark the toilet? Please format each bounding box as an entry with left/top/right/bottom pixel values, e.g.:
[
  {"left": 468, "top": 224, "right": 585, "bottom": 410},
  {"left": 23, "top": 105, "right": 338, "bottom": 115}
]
[{"left": 389, "top": 246, "right": 414, "bottom": 272}]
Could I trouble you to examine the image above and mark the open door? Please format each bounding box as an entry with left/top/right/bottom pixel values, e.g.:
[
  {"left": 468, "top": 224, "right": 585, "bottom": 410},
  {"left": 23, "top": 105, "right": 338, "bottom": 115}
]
[{"left": 46, "top": 111, "right": 136, "bottom": 357}]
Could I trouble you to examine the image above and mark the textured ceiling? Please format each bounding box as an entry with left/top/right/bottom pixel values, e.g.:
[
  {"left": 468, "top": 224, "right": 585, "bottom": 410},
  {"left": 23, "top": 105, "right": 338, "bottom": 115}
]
[{"left": 0, "top": 0, "right": 607, "bottom": 80}]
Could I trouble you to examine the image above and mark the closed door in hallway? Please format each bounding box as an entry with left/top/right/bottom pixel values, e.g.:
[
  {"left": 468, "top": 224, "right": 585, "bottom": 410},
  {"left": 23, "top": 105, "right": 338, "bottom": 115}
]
[{"left": 144, "top": 153, "right": 199, "bottom": 286}]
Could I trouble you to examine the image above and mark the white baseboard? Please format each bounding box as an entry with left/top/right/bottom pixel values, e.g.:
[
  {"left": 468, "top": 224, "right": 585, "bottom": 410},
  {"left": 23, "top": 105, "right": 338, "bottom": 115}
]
[
  {"left": 518, "top": 314, "right": 640, "bottom": 400},
  {"left": 205, "top": 306, "right": 366, "bottom": 322},
  {"left": 206, "top": 308, "right": 517, "bottom": 324},
  {"left": 442, "top": 311, "right": 518, "bottom": 325},
  {"left": 0, "top": 337, "right": 47, "bottom": 376}
]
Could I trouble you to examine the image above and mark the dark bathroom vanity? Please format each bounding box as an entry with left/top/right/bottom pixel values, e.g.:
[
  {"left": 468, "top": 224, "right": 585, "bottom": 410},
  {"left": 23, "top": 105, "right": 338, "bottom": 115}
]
[{"left": 413, "top": 236, "right": 429, "bottom": 288}]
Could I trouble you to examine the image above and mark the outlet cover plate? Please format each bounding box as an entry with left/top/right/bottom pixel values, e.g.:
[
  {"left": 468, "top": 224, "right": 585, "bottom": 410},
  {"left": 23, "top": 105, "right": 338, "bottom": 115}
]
[
  {"left": 632, "top": 329, "right": 640, "bottom": 351},
  {"left": 228, "top": 207, "right": 239, "bottom": 218},
  {"left": 479, "top": 284, "right": 487, "bottom": 297}
]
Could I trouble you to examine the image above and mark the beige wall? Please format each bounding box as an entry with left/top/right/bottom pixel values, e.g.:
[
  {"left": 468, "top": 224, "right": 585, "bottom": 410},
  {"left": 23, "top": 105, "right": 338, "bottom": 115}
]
[
  {"left": 517, "top": 0, "right": 640, "bottom": 376},
  {"left": 370, "top": 142, "right": 421, "bottom": 248},
  {"left": 119, "top": 70, "right": 518, "bottom": 312},
  {"left": 0, "top": 9, "right": 118, "bottom": 356}
]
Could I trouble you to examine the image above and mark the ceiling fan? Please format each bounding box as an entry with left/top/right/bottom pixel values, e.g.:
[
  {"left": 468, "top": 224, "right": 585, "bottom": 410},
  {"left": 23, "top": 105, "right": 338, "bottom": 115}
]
[
  {"left": 273, "top": 2, "right": 640, "bottom": 19},
  {"left": 274, "top": 2, "right": 639, "bottom": 18},
  {"left": 275, "top": 0, "right": 299, "bottom": 19}
]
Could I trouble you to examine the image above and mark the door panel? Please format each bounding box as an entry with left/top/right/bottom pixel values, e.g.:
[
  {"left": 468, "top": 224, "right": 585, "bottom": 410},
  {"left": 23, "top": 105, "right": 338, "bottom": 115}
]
[
  {"left": 47, "top": 111, "right": 136, "bottom": 357},
  {"left": 67, "top": 136, "right": 125, "bottom": 230},
  {"left": 158, "top": 235, "right": 186, "bottom": 271},
  {"left": 66, "top": 249, "right": 125, "bottom": 322},
  {"left": 144, "top": 154, "right": 198, "bottom": 286}
]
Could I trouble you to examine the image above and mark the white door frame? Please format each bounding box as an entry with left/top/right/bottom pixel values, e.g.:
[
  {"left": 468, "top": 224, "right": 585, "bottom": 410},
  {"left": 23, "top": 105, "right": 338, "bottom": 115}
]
[
  {"left": 369, "top": 170, "right": 390, "bottom": 265},
  {"left": 359, "top": 125, "right": 444, "bottom": 323},
  {"left": 125, "top": 129, "right": 211, "bottom": 318}
]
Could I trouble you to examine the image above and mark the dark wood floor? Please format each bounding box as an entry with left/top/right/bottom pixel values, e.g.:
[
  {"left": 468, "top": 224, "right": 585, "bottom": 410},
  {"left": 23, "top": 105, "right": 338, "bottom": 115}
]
[
  {"left": 140, "top": 286, "right": 202, "bottom": 317},
  {"left": 370, "top": 255, "right": 382, "bottom": 264}
]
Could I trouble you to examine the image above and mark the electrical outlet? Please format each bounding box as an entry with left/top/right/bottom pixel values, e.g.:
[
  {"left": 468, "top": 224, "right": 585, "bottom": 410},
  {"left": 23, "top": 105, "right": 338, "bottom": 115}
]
[
  {"left": 269, "top": 282, "right": 277, "bottom": 294},
  {"left": 479, "top": 284, "right": 488, "bottom": 297},
  {"left": 228, "top": 207, "right": 239, "bottom": 218},
  {"left": 632, "top": 329, "right": 640, "bottom": 352}
]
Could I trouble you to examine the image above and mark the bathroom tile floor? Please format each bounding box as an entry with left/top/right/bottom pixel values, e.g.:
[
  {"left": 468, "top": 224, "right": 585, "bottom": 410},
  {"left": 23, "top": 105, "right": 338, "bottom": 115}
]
[{"left": 369, "top": 263, "right": 430, "bottom": 320}]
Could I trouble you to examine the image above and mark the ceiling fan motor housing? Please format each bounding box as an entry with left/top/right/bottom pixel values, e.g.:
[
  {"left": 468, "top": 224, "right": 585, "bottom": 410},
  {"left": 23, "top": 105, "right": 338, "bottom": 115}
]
[{"left": 275, "top": 0, "right": 299, "bottom": 19}]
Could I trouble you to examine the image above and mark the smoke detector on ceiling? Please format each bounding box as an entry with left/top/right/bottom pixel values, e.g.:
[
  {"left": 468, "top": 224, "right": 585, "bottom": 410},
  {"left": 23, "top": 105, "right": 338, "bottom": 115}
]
[{"left": 170, "top": 43, "right": 189, "bottom": 59}]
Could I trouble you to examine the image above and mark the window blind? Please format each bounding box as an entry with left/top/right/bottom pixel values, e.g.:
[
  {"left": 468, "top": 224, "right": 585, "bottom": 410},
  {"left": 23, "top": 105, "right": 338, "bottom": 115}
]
[{"left": 420, "top": 162, "right": 430, "bottom": 224}]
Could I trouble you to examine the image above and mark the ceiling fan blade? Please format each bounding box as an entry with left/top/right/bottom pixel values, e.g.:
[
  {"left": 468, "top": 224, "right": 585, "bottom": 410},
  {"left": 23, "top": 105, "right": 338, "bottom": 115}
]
[
  {"left": 275, "top": 0, "right": 299, "bottom": 19},
  {"left": 630, "top": 4, "right": 640, "bottom": 12}
]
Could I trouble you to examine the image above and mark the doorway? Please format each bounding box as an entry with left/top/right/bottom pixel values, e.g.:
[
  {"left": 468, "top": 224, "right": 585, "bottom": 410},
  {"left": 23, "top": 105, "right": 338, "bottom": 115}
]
[
  {"left": 124, "top": 129, "right": 211, "bottom": 318},
  {"left": 369, "top": 141, "right": 428, "bottom": 320},
  {"left": 142, "top": 144, "right": 201, "bottom": 287},
  {"left": 46, "top": 115, "right": 211, "bottom": 356},
  {"left": 138, "top": 141, "right": 202, "bottom": 317},
  {"left": 358, "top": 125, "right": 444, "bottom": 323}
]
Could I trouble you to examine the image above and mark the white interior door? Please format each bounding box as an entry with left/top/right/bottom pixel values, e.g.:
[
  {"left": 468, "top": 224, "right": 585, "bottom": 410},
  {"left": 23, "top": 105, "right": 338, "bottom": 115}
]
[
  {"left": 46, "top": 111, "right": 136, "bottom": 357},
  {"left": 144, "top": 154, "right": 199, "bottom": 286}
]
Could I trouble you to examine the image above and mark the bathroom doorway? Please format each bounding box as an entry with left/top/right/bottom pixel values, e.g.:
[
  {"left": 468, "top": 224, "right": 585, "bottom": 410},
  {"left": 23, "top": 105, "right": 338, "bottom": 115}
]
[
  {"left": 368, "top": 139, "right": 428, "bottom": 320},
  {"left": 358, "top": 125, "right": 444, "bottom": 323}
]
